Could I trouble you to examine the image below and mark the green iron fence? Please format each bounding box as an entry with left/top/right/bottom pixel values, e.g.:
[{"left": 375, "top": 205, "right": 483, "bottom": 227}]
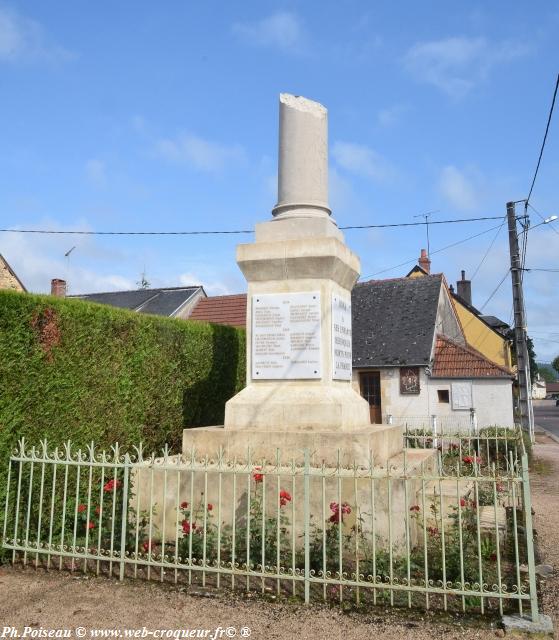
[{"left": 2, "top": 436, "right": 539, "bottom": 622}]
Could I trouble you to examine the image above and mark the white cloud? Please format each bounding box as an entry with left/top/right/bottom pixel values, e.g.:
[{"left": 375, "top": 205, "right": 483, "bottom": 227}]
[
  {"left": 2, "top": 220, "right": 135, "bottom": 295},
  {"left": 403, "top": 36, "right": 530, "bottom": 98},
  {"left": 0, "top": 5, "right": 72, "bottom": 63},
  {"left": 85, "top": 159, "right": 107, "bottom": 188},
  {"left": 332, "top": 141, "right": 394, "bottom": 182},
  {"left": 438, "top": 165, "right": 479, "bottom": 211},
  {"left": 232, "top": 11, "right": 305, "bottom": 52},
  {"left": 178, "top": 272, "right": 232, "bottom": 297},
  {"left": 155, "top": 133, "right": 246, "bottom": 172}
]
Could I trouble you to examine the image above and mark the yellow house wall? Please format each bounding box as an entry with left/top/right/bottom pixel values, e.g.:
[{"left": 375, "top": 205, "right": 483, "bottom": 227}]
[{"left": 454, "top": 303, "right": 511, "bottom": 369}]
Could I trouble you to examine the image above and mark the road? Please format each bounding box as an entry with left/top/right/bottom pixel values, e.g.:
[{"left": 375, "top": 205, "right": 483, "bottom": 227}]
[{"left": 533, "top": 399, "right": 559, "bottom": 438}]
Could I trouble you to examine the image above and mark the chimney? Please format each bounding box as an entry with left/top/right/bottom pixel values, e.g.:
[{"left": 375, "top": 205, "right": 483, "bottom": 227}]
[
  {"left": 418, "top": 248, "right": 431, "bottom": 274},
  {"left": 456, "top": 270, "right": 472, "bottom": 305},
  {"left": 51, "top": 278, "right": 67, "bottom": 297}
]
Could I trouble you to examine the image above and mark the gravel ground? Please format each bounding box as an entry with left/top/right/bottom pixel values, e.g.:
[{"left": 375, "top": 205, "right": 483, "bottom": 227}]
[
  {"left": 529, "top": 435, "right": 559, "bottom": 636},
  {"left": 1, "top": 438, "right": 557, "bottom": 640}
]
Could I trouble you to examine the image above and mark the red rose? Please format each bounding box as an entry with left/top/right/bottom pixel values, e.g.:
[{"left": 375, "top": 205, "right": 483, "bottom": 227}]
[
  {"left": 460, "top": 498, "right": 466, "bottom": 507},
  {"left": 94, "top": 506, "right": 101, "bottom": 515},
  {"left": 180, "top": 501, "right": 189, "bottom": 509},
  {"left": 77, "top": 504, "right": 86, "bottom": 513},
  {"left": 410, "top": 505, "right": 420, "bottom": 512},
  {"left": 182, "top": 520, "right": 196, "bottom": 534},
  {"left": 103, "top": 478, "right": 122, "bottom": 493},
  {"left": 341, "top": 503, "right": 351, "bottom": 515},
  {"left": 279, "top": 489, "right": 292, "bottom": 506},
  {"left": 142, "top": 540, "right": 152, "bottom": 553},
  {"left": 463, "top": 456, "right": 473, "bottom": 464},
  {"left": 253, "top": 467, "right": 264, "bottom": 483},
  {"left": 87, "top": 521, "right": 95, "bottom": 530},
  {"left": 207, "top": 503, "right": 213, "bottom": 511},
  {"left": 427, "top": 526, "right": 439, "bottom": 536},
  {"left": 329, "top": 502, "right": 338, "bottom": 512}
]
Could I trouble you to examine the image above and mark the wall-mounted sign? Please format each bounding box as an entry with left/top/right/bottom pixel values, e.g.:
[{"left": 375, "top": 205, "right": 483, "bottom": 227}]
[
  {"left": 331, "top": 294, "right": 352, "bottom": 380},
  {"left": 451, "top": 381, "right": 473, "bottom": 410},
  {"left": 252, "top": 292, "right": 321, "bottom": 380},
  {"left": 400, "top": 367, "right": 420, "bottom": 394}
]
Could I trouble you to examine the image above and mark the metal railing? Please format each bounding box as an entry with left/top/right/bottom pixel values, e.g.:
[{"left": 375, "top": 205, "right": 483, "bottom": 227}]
[
  {"left": 2, "top": 437, "right": 539, "bottom": 621},
  {"left": 388, "top": 412, "right": 478, "bottom": 435}
]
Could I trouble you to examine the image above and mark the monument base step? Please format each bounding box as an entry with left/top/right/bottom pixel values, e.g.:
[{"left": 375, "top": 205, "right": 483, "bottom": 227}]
[{"left": 182, "top": 423, "right": 403, "bottom": 467}]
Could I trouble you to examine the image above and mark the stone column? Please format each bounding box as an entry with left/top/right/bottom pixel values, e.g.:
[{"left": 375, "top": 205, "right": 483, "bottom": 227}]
[
  {"left": 273, "top": 94, "right": 330, "bottom": 220},
  {"left": 223, "top": 93, "right": 371, "bottom": 433}
]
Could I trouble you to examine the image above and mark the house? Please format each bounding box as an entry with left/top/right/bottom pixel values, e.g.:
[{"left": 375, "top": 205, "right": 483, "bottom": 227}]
[
  {"left": 449, "top": 271, "right": 512, "bottom": 369},
  {"left": 54, "top": 278, "right": 206, "bottom": 319},
  {"left": 188, "top": 294, "right": 246, "bottom": 328},
  {"left": 188, "top": 255, "right": 515, "bottom": 430},
  {"left": 532, "top": 374, "right": 547, "bottom": 399},
  {"left": 0, "top": 254, "right": 26, "bottom": 292},
  {"left": 547, "top": 382, "right": 559, "bottom": 398},
  {"left": 351, "top": 272, "right": 514, "bottom": 429}
]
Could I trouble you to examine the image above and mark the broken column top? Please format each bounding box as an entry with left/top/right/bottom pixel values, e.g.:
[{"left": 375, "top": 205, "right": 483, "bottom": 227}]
[{"left": 272, "top": 93, "right": 330, "bottom": 220}]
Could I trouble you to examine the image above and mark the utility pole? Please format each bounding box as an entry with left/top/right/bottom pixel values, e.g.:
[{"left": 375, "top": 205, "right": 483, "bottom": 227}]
[{"left": 506, "top": 201, "right": 534, "bottom": 440}]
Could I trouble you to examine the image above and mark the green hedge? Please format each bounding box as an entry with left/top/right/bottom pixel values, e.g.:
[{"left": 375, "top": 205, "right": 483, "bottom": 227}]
[{"left": 0, "top": 289, "right": 245, "bottom": 519}]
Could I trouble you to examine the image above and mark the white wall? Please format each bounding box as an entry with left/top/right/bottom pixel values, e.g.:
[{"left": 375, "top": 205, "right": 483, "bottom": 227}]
[{"left": 353, "top": 368, "right": 515, "bottom": 428}]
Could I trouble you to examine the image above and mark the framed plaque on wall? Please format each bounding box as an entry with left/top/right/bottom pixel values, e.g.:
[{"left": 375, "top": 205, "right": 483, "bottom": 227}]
[{"left": 400, "top": 367, "right": 420, "bottom": 394}]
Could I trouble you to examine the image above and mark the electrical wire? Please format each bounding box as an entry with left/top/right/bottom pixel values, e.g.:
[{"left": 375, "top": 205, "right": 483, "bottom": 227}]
[
  {"left": 527, "top": 202, "right": 559, "bottom": 237},
  {"left": 526, "top": 73, "right": 559, "bottom": 204},
  {"left": 360, "top": 222, "right": 505, "bottom": 279},
  {"left": 0, "top": 215, "right": 506, "bottom": 236},
  {"left": 470, "top": 215, "right": 507, "bottom": 280}
]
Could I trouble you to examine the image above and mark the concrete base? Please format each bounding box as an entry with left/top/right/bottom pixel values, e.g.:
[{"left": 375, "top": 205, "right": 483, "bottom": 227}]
[
  {"left": 224, "top": 382, "right": 371, "bottom": 433},
  {"left": 502, "top": 614, "right": 554, "bottom": 637},
  {"left": 182, "top": 423, "right": 403, "bottom": 466}
]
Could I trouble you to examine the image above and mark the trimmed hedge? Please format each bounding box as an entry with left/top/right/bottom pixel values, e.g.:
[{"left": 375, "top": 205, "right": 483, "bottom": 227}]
[{"left": 0, "top": 289, "right": 245, "bottom": 527}]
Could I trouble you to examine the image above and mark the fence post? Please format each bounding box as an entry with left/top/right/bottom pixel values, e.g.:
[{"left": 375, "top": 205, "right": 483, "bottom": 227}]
[
  {"left": 303, "top": 449, "right": 310, "bottom": 604},
  {"left": 431, "top": 415, "right": 437, "bottom": 448},
  {"left": 470, "top": 408, "right": 478, "bottom": 435},
  {"left": 119, "top": 453, "right": 130, "bottom": 581},
  {"left": 521, "top": 451, "right": 539, "bottom": 622}
]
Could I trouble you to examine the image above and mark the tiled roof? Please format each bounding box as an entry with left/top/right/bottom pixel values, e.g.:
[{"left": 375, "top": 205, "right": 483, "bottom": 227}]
[
  {"left": 432, "top": 335, "right": 512, "bottom": 378},
  {"left": 352, "top": 275, "right": 443, "bottom": 367},
  {"left": 70, "top": 286, "right": 202, "bottom": 317},
  {"left": 189, "top": 294, "right": 247, "bottom": 328}
]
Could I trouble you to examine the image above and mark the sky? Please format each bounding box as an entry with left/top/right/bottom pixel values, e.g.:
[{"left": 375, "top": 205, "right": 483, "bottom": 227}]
[{"left": 1, "top": 2, "right": 558, "bottom": 362}]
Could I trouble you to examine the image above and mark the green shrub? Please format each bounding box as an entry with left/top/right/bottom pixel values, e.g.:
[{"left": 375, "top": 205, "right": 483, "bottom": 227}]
[{"left": 0, "top": 289, "right": 246, "bottom": 552}]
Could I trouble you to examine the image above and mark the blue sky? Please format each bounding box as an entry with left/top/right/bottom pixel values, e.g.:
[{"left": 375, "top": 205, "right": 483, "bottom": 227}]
[{"left": 1, "top": 2, "right": 558, "bottom": 361}]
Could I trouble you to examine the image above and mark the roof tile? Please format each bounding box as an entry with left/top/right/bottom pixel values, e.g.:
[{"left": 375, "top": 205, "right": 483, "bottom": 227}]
[
  {"left": 189, "top": 294, "right": 247, "bottom": 328},
  {"left": 432, "top": 335, "right": 512, "bottom": 378}
]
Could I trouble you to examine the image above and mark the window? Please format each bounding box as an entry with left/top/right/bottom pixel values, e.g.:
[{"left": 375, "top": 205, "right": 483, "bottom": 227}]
[{"left": 437, "top": 389, "right": 450, "bottom": 403}]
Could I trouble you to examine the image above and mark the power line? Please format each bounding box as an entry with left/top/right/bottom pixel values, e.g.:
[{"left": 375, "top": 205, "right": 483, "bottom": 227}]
[
  {"left": 477, "top": 268, "right": 511, "bottom": 313},
  {"left": 361, "top": 222, "right": 505, "bottom": 279},
  {"left": 470, "top": 215, "right": 507, "bottom": 280},
  {"left": 527, "top": 202, "right": 559, "bottom": 236},
  {"left": 526, "top": 72, "right": 559, "bottom": 204},
  {"left": 523, "top": 267, "right": 559, "bottom": 273},
  {"left": 0, "top": 215, "right": 507, "bottom": 237}
]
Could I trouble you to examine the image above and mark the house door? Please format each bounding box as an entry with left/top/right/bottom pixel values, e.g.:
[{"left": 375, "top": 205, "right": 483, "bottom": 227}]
[{"left": 359, "top": 371, "right": 382, "bottom": 424}]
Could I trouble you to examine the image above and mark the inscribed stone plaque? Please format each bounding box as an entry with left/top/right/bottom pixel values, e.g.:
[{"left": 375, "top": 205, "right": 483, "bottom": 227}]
[
  {"left": 331, "top": 293, "right": 352, "bottom": 380},
  {"left": 252, "top": 292, "right": 321, "bottom": 380}
]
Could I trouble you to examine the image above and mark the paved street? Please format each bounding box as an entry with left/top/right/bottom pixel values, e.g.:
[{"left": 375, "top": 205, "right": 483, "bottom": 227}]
[{"left": 534, "top": 399, "right": 559, "bottom": 438}]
